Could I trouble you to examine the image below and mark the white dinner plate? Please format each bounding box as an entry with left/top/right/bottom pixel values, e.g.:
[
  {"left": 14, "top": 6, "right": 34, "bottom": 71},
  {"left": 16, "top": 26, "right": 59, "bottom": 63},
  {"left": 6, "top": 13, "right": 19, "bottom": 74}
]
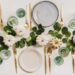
[
  {"left": 32, "top": 1, "right": 59, "bottom": 27},
  {"left": 18, "top": 47, "right": 42, "bottom": 73}
]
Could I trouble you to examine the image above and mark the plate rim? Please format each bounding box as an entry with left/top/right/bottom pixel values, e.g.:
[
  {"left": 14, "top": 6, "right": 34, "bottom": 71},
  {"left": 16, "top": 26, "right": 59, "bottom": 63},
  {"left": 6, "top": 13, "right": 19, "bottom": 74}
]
[
  {"left": 18, "top": 47, "right": 42, "bottom": 73},
  {"left": 32, "top": 1, "right": 59, "bottom": 28}
]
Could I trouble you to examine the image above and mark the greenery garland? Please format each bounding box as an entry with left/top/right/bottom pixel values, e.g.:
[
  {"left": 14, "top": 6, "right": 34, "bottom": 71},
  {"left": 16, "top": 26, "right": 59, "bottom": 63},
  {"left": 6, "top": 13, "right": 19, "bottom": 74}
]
[
  {"left": 48, "top": 22, "right": 75, "bottom": 65},
  {"left": 0, "top": 8, "right": 75, "bottom": 65}
]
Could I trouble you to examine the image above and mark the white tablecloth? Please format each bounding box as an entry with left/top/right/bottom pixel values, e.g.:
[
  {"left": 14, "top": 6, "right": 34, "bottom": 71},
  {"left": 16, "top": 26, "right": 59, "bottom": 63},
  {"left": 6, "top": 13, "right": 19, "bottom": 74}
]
[{"left": 0, "top": 0, "right": 75, "bottom": 75}]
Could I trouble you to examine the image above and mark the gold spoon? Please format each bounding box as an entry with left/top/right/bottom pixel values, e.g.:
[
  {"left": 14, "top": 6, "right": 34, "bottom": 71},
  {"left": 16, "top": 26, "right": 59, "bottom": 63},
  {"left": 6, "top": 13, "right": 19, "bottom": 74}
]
[
  {"left": 25, "top": 5, "right": 29, "bottom": 29},
  {"left": 60, "top": 4, "right": 64, "bottom": 27},
  {"left": 29, "top": 3, "right": 32, "bottom": 30}
]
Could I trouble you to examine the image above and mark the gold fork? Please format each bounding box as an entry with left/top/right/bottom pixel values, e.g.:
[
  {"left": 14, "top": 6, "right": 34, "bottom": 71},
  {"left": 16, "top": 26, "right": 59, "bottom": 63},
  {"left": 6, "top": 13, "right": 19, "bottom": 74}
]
[
  {"left": 47, "top": 45, "right": 52, "bottom": 72},
  {"left": 71, "top": 50, "right": 75, "bottom": 74},
  {"left": 12, "top": 45, "right": 17, "bottom": 73}
]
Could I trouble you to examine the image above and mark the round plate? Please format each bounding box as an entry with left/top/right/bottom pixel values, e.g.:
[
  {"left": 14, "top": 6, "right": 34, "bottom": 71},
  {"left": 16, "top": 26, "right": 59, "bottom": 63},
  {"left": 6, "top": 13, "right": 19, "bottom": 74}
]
[
  {"left": 18, "top": 47, "right": 42, "bottom": 73},
  {"left": 32, "top": 1, "right": 59, "bottom": 27}
]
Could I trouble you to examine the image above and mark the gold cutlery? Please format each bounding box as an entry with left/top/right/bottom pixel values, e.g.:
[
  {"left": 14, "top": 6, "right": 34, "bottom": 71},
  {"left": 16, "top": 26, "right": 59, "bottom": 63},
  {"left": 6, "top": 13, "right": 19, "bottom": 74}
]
[
  {"left": 60, "top": 4, "right": 64, "bottom": 27},
  {"left": 0, "top": 4, "right": 3, "bottom": 29},
  {"left": 47, "top": 46, "right": 52, "bottom": 72},
  {"left": 25, "top": 5, "right": 29, "bottom": 29},
  {"left": 29, "top": 3, "right": 32, "bottom": 30},
  {"left": 12, "top": 45, "right": 17, "bottom": 73},
  {"left": 44, "top": 46, "right": 47, "bottom": 74},
  {"left": 72, "top": 50, "right": 75, "bottom": 74}
]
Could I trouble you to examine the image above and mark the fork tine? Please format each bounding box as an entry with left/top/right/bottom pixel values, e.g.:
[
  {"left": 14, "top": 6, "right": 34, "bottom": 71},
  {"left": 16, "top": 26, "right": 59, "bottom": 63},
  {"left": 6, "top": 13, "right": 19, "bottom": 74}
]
[{"left": 60, "top": 4, "right": 64, "bottom": 27}]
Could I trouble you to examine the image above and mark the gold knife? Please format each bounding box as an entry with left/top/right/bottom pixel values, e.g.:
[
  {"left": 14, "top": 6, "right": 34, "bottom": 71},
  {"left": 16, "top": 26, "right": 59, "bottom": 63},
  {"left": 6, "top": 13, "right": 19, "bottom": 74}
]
[
  {"left": 72, "top": 50, "right": 75, "bottom": 74},
  {"left": 47, "top": 46, "right": 52, "bottom": 72},
  {"left": 44, "top": 46, "right": 47, "bottom": 74},
  {"left": 72, "top": 57, "right": 74, "bottom": 73},
  {"left": 12, "top": 46, "right": 17, "bottom": 73}
]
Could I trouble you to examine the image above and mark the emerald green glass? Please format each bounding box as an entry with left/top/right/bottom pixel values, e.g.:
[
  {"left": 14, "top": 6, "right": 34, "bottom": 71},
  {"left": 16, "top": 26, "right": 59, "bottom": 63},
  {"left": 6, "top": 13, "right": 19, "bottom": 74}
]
[
  {"left": 0, "top": 50, "right": 11, "bottom": 60},
  {"left": 54, "top": 56, "right": 64, "bottom": 65},
  {"left": 58, "top": 47, "right": 69, "bottom": 57},
  {"left": 16, "top": 8, "right": 25, "bottom": 18},
  {"left": 7, "top": 16, "right": 18, "bottom": 26}
]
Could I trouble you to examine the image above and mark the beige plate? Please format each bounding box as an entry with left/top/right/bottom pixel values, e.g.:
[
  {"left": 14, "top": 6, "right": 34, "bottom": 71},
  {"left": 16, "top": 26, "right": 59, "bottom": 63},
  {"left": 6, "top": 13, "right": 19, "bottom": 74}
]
[{"left": 18, "top": 47, "right": 42, "bottom": 73}]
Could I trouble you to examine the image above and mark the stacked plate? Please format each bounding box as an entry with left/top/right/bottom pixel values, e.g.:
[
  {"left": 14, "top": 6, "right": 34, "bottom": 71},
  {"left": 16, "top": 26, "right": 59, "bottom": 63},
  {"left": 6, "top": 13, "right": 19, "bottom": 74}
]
[{"left": 32, "top": 1, "right": 59, "bottom": 27}]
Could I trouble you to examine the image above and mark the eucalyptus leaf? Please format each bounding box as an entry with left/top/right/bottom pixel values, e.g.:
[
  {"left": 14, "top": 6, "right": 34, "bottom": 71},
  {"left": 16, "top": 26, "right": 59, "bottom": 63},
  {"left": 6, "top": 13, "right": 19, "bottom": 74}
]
[
  {"left": 0, "top": 57, "right": 3, "bottom": 64},
  {"left": 53, "top": 22, "right": 61, "bottom": 32}
]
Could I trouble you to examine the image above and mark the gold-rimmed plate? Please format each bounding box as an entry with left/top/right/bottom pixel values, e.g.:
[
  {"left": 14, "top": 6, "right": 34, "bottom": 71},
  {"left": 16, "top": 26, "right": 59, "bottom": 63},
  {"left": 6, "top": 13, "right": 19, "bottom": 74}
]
[{"left": 32, "top": 1, "right": 59, "bottom": 27}]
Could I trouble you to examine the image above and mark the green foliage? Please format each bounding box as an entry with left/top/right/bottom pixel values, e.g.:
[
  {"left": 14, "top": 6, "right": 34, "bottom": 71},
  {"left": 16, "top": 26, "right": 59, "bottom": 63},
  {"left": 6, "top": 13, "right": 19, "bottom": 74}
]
[
  {"left": 30, "top": 32, "right": 36, "bottom": 39},
  {"left": 0, "top": 37, "right": 8, "bottom": 51},
  {"left": 48, "top": 30, "right": 62, "bottom": 39},
  {"left": 15, "top": 38, "right": 26, "bottom": 48},
  {"left": 61, "top": 27, "right": 71, "bottom": 37},
  {"left": 53, "top": 22, "right": 61, "bottom": 32},
  {"left": 26, "top": 36, "right": 36, "bottom": 46},
  {"left": 0, "top": 57, "right": 3, "bottom": 64},
  {"left": 15, "top": 41, "right": 20, "bottom": 48},
  {"left": 32, "top": 27, "right": 37, "bottom": 32},
  {"left": 73, "top": 31, "right": 75, "bottom": 35},
  {"left": 4, "top": 25, "right": 16, "bottom": 36},
  {"left": 0, "top": 36, "right": 4, "bottom": 43},
  {"left": 56, "top": 34, "right": 62, "bottom": 39},
  {"left": 62, "top": 38, "right": 68, "bottom": 43},
  {"left": 61, "top": 27, "right": 68, "bottom": 34},
  {"left": 36, "top": 24, "right": 45, "bottom": 35},
  {"left": 65, "top": 31, "right": 71, "bottom": 37},
  {"left": 48, "top": 30, "right": 54, "bottom": 35}
]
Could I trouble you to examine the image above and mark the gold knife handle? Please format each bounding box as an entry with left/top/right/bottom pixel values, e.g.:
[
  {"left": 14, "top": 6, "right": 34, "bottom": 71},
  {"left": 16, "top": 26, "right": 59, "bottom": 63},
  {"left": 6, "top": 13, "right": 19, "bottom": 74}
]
[
  {"left": 49, "top": 56, "right": 51, "bottom": 72},
  {"left": 44, "top": 46, "right": 47, "bottom": 74},
  {"left": 12, "top": 46, "right": 17, "bottom": 73},
  {"left": 14, "top": 56, "right": 17, "bottom": 73},
  {"left": 72, "top": 57, "right": 75, "bottom": 73},
  {"left": 29, "top": 3, "right": 32, "bottom": 30}
]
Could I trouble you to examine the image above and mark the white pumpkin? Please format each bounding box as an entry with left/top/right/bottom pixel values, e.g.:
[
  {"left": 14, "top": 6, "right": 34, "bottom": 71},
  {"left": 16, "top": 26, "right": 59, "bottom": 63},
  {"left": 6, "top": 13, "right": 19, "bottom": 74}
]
[
  {"left": 36, "top": 34, "right": 52, "bottom": 46},
  {"left": 4, "top": 35, "right": 16, "bottom": 46}
]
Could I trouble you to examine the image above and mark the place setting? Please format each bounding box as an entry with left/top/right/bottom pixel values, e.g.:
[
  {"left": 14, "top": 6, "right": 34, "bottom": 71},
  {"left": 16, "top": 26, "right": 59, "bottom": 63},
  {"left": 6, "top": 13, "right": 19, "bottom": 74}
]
[{"left": 0, "top": 0, "right": 75, "bottom": 75}]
